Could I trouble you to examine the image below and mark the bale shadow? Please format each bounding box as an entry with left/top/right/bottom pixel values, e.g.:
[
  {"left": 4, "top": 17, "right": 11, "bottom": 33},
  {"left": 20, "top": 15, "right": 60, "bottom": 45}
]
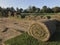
[
  {"left": 49, "top": 32, "right": 60, "bottom": 42},
  {"left": 49, "top": 20, "right": 60, "bottom": 42}
]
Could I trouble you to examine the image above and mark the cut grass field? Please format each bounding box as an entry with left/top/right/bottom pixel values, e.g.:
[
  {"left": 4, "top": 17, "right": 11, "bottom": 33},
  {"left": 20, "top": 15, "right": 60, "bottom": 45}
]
[
  {"left": 5, "top": 31, "right": 60, "bottom": 45},
  {"left": 0, "top": 15, "right": 60, "bottom": 45}
]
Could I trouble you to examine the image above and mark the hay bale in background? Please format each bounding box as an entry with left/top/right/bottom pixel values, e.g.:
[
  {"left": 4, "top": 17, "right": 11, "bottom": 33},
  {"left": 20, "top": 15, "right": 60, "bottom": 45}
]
[
  {"left": 25, "top": 15, "right": 30, "bottom": 20},
  {"left": 28, "top": 19, "right": 57, "bottom": 41},
  {"left": 34, "top": 16, "right": 41, "bottom": 20},
  {"left": 25, "top": 15, "right": 51, "bottom": 20},
  {"left": 42, "top": 16, "right": 48, "bottom": 19},
  {"left": 51, "top": 15, "right": 60, "bottom": 20},
  {"left": 25, "top": 15, "right": 43, "bottom": 20},
  {"left": 25, "top": 15, "right": 35, "bottom": 20},
  {"left": 46, "top": 16, "right": 51, "bottom": 19}
]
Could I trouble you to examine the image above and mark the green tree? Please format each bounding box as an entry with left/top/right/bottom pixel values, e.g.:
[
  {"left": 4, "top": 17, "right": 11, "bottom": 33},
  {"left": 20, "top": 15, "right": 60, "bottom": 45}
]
[
  {"left": 2, "top": 8, "right": 8, "bottom": 17},
  {"left": 35, "top": 8, "right": 40, "bottom": 13},
  {"left": 42, "top": 6, "right": 48, "bottom": 13},
  {"left": 10, "top": 7, "right": 15, "bottom": 16},
  {"left": 8, "top": 11, "right": 11, "bottom": 17},
  {"left": 19, "top": 8, "right": 23, "bottom": 13},
  {"left": 0, "top": 7, "right": 2, "bottom": 12},
  {"left": 23, "top": 9, "right": 29, "bottom": 13},
  {"left": 47, "top": 7, "right": 53, "bottom": 13},
  {"left": 28, "top": 6, "right": 37, "bottom": 13},
  {"left": 16, "top": 8, "right": 20, "bottom": 15},
  {"left": 52, "top": 7, "right": 60, "bottom": 13},
  {"left": 0, "top": 7, "right": 2, "bottom": 17}
]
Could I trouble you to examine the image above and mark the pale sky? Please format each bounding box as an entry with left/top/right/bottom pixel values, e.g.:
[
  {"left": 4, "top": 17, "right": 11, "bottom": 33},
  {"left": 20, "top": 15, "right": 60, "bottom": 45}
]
[{"left": 0, "top": 0, "right": 60, "bottom": 9}]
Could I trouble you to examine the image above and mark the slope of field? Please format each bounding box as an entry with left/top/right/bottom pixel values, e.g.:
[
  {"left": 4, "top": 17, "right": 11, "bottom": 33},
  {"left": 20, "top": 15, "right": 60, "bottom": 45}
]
[{"left": 5, "top": 32, "right": 60, "bottom": 45}]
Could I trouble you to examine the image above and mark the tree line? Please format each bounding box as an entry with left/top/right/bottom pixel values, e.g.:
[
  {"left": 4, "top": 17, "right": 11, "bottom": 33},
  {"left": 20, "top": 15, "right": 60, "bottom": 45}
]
[{"left": 0, "top": 6, "right": 60, "bottom": 17}]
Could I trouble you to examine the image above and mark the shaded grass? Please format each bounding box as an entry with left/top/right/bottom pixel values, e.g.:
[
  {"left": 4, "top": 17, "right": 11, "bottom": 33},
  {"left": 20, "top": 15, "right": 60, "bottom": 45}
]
[
  {"left": 5, "top": 31, "right": 60, "bottom": 45},
  {"left": 49, "top": 31, "right": 60, "bottom": 42},
  {"left": 5, "top": 32, "right": 40, "bottom": 45}
]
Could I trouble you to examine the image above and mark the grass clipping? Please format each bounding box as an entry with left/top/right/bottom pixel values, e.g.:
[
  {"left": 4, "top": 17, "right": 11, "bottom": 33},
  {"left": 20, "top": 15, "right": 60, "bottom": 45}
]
[{"left": 28, "top": 19, "right": 57, "bottom": 41}]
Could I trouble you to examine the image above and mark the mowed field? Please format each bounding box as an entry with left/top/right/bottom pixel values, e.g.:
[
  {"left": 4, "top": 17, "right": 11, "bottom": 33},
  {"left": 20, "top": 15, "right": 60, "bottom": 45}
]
[
  {"left": 0, "top": 14, "right": 60, "bottom": 45},
  {"left": 3, "top": 14, "right": 60, "bottom": 45}
]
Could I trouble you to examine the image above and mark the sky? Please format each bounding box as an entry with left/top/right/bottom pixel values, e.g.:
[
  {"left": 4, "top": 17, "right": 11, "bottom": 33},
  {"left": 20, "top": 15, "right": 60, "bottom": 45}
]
[{"left": 0, "top": 0, "right": 60, "bottom": 9}]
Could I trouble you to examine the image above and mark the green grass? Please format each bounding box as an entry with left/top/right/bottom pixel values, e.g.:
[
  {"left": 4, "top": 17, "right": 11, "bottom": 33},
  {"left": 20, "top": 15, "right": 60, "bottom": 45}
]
[
  {"left": 5, "top": 32, "right": 40, "bottom": 45},
  {"left": 5, "top": 31, "right": 60, "bottom": 45}
]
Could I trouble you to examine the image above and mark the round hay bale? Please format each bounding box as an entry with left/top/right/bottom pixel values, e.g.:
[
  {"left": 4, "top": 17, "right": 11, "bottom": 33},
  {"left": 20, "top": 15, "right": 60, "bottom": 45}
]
[
  {"left": 25, "top": 15, "right": 34, "bottom": 20},
  {"left": 40, "top": 15, "right": 44, "bottom": 18},
  {"left": 46, "top": 16, "right": 51, "bottom": 19},
  {"left": 51, "top": 15, "right": 60, "bottom": 21},
  {"left": 35, "top": 16, "right": 41, "bottom": 20},
  {"left": 17, "top": 15, "right": 21, "bottom": 18},
  {"left": 25, "top": 15, "right": 36, "bottom": 20},
  {"left": 25, "top": 16, "right": 30, "bottom": 20},
  {"left": 28, "top": 19, "right": 57, "bottom": 41},
  {"left": 42, "top": 16, "right": 48, "bottom": 19}
]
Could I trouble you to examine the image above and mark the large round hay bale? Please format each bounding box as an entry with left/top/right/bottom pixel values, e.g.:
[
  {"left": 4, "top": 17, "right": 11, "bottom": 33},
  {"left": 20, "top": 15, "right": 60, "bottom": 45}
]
[{"left": 28, "top": 19, "right": 57, "bottom": 41}]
